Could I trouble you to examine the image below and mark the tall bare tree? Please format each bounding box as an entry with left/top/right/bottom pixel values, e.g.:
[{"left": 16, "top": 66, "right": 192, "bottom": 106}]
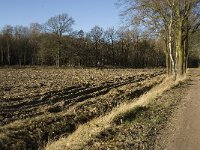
[
  {"left": 118, "top": 0, "right": 200, "bottom": 77},
  {"left": 105, "top": 27, "right": 116, "bottom": 66},
  {"left": 2, "top": 25, "right": 13, "bottom": 65},
  {"left": 90, "top": 26, "right": 103, "bottom": 66},
  {"left": 46, "top": 13, "right": 75, "bottom": 67},
  {"left": 30, "top": 23, "right": 43, "bottom": 65}
]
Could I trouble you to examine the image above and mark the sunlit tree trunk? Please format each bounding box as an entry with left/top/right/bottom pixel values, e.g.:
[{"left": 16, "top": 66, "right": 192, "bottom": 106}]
[
  {"left": 177, "top": 18, "right": 184, "bottom": 76},
  {"left": 168, "top": 0, "right": 177, "bottom": 80},
  {"left": 165, "top": 38, "right": 171, "bottom": 75}
]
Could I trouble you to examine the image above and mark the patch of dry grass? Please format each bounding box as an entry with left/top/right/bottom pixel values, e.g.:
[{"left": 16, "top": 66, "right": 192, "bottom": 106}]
[{"left": 46, "top": 76, "right": 186, "bottom": 150}]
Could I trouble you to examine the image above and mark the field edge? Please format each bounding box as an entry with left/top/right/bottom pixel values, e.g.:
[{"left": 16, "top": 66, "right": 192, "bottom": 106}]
[{"left": 45, "top": 76, "right": 187, "bottom": 150}]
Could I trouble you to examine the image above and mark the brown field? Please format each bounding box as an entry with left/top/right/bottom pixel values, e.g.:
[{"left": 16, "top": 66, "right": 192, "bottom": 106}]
[{"left": 0, "top": 68, "right": 166, "bottom": 149}]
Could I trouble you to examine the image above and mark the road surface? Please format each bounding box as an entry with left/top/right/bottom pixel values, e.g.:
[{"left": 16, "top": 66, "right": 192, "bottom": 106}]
[{"left": 156, "top": 68, "right": 200, "bottom": 150}]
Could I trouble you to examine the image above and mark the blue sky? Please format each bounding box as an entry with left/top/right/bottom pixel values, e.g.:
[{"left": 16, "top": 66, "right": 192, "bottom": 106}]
[{"left": 0, "top": 0, "right": 120, "bottom": 32}]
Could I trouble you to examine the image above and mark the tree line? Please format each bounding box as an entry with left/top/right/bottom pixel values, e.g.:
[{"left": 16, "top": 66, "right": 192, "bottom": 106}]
[
  {"left": 0, "top": 13, "right": 166, "bottom": 68},
  {"left": 1, "top": 0, "right": 199, "bottom": 72}
]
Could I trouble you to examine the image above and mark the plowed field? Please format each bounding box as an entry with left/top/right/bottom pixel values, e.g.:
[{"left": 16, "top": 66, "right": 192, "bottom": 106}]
[{"left": 0, "top": 68, "right": 166, "bottom": 149}]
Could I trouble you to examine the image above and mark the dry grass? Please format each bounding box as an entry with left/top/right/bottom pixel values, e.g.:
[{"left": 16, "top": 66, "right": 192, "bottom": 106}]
[{"left": 46, "top": 76, "right": 186, "bottom": 150}]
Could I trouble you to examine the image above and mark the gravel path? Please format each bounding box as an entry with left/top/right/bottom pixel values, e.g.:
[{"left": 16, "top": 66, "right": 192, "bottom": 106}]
[{"left": 156, "top": 68, "right": 200, "bottom": 150}]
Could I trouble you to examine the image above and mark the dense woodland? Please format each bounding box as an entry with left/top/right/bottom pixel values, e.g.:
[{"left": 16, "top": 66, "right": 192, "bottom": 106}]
[
  {"left": 0, "top": 19, "right": 166, "bottom": 68},
  {"left": 0, "top": 0, "right": 199, "bottom": 72}
]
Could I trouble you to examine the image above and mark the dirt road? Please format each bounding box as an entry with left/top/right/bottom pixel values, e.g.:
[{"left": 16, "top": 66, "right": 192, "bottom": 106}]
[{"left": 156, "top": 68, "right": 200, "bottom": 150}]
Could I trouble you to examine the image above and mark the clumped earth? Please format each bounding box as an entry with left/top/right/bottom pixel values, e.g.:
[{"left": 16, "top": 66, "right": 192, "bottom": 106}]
[{"left": 0, "top": 68, "right": 165, "bottom": 149}]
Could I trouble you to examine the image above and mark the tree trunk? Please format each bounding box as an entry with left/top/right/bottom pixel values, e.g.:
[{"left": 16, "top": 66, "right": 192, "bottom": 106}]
[
  {"left": 111, "top": 39, "right": 115, "bottom": 67},
  {"left": 95, "top": 42, "right": 98, "bottom": 67},
  {"left": 0, "top": 48, "right": 3, "bottom": 65},
  {"left": 183, "top": 37, "right": 189, "bottom": 74},
  {"left": 184, "top": 15, "right": 189, "bottom": 74},
  {"left": 32, "top": 47, "right": 35, "bottom": 65},
  {"left": 168, "top": 10, "right": 177, "bottom": 80},
  {"left": 23, "top": 53, "right": 26, "bottom": 66},
  {"left": 177, "top": 19, "right": 184, "bottom": 76},
  {"left": 165, "top": 38, "right": 171, "bottom": 75},
  {"left": 121, "top": 40, "right": 124, "bottom": 66},
  {"left": 19, "top": 55, "right": 22, "bottom": 67},
  {"left": 7, "top": 40, "right": 10, "bottom": 65},
  {"left": 57, "top": 48, "right": 60, "bottom": 67},
  {"left": 166, "top": 53, "right": 170, "bottom": 75}
]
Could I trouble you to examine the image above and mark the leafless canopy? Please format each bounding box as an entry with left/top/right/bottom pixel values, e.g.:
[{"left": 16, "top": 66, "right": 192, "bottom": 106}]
[{"left": 46, "top": 13, "right": 75, "bottom": 37}]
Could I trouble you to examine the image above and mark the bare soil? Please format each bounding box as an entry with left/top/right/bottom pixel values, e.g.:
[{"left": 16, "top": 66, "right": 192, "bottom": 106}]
[
  {"left": 2, "top": 68, "right": 198, "bottom": 150},
  {"left": 0, "top": 68, "right": 165, "bottom": 149},
  {"left": 44, "top": 68, "right": 199, "bottom": 150}
]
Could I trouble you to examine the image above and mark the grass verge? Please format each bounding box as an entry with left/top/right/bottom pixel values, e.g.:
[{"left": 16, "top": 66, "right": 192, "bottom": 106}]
[{"left": 46, "top": 76, "right": 188, "bottom": 150}]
